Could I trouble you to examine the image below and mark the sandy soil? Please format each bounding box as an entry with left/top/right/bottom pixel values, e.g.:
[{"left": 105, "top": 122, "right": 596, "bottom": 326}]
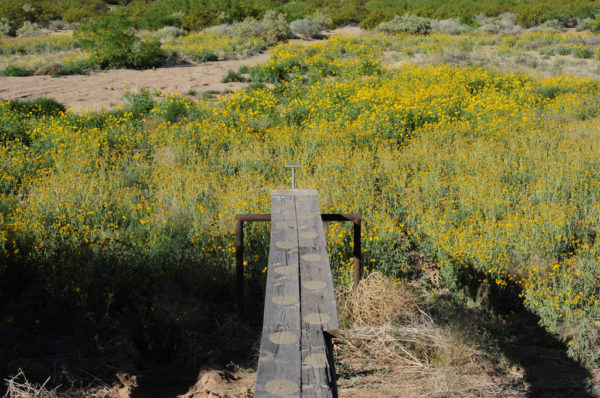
[
  {"left": 0, "top": 27, "right": 362, "bottom": 113},
  {"left": 0, "top": 53, "right": 270, "bottom": 112}
]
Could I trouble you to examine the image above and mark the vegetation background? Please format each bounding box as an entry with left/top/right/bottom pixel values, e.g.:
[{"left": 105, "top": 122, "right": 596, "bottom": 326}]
[{"left": 2, "top": 0, "right": 600, "bottom": 396}]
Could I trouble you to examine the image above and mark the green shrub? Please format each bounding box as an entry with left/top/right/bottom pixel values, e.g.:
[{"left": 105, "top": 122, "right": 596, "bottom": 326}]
[
  {"left": 124, "top": 89, "right": 156, "bottom": 116},
  {"left": 557, "top": 47, "right": 572, "bottom": 55},
  {"left": 221, "top": 70, "right": 246, "bottom": 83},
  {"left": 161, "top": 98, "right": 189, "bottom": 123},
  {"left": 515, "top": 5, "right": 549, "bottom": 27},
  {"left": 0, "top": 17, "right": 12, "bottom": 37},
  {"left": 328, "top": 0, "right": 368, "bottom": 26},
  {"left": 230, "top": 10, "right": 290, "bottom": 43},
  {"left": 360, "top": 8, "right": 398, "bottom": 30},
  {"left": 8, "top": 98, "right": 66, "bottom": 117},
  {"left": 182, "top": 7, "right": 220, "bottom": 31},
  {"left": 376, "top": 14, "right": 432, "bottom": 34},
  {"left": 2, "top": 65, "right": 33, "bottom": 76},
  {"left": 75, "top": 14, "right": 166, "bottom": 70},
  {"left": 573, "top": 47, "right": 593, "bottom": 59},
  {"left": 290, "top": 18, "right": 320, "bottom": 38},
  {"left": 130, "top": 37, "right": 166, "bottom": 69},
  {"left": 312, "top": 11, "right": 332, "bottom": 30},
  {"left": 459, "top": 13, "right": 479, "bottom": 28},
  {"left": 260, "top": 10, "right": 291, "bottom": 43},
  {"left": 63, "top": 5, "right": 106, "bottom": 23},
  {"left": 16, "top": 21, "right": 39, "bottom": 37},
  {"left": 588, "top": 16, "right": 600, "bottom": 32}
]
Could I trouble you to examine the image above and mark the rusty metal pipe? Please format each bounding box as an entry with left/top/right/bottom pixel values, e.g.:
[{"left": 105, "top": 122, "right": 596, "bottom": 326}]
[
  {"left": 235, "top": 218, "right": 244, "bottom": 319},
  {"left": 353, "top": 219, "right": 362, "bottom": 293},
  {"left": 234, "top": 213, "right": 363, "bottom": 318}
]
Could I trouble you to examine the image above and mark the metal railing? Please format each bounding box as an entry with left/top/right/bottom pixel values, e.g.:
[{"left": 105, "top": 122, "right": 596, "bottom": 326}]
[{"left": 235, "top": 213, "right": 362, "bottom": 318}]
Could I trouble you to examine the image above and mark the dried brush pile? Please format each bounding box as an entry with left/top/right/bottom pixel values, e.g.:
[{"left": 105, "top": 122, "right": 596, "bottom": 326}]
[{"left": 335, "top": 272, "right": 527, "bottom": 397}]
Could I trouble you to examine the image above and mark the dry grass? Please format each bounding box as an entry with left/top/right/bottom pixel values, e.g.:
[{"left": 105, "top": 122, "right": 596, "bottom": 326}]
[
  {"left": 335, "top": 273, "right": 527, "bottom": 397},
  {"left": 2, "top": 369, "right": 135, "bottom": 398}
]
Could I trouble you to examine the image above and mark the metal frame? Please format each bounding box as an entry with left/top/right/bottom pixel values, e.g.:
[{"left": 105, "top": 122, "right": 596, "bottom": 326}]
[{"left": 235, "top": 213, "right": 362, "bottom": 318}]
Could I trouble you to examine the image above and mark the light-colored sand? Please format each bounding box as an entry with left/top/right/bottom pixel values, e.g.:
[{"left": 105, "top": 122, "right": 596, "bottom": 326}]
[
  {"left": 0, "top": 27, "right": 363, "bottom": 112},
  {"left": 0, "top": 53, "right": 270, "bottom": 112}
]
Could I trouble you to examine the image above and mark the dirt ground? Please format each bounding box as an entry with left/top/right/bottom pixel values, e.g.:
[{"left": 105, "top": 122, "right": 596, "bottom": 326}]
[
  {"left": 0, "top": 27, "right": 362, "bottom": 113},
  {"left": 0, "top": 54, "right": 270, "bottom": 112}
]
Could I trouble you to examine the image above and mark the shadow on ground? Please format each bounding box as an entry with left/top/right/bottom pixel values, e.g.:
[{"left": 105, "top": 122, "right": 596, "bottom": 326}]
[{"left": 430, "top": 290, "right": 596, "bottom": 398}]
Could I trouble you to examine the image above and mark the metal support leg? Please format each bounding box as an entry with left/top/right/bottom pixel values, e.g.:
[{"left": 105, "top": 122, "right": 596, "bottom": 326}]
[
  {"left": 353, "top": 218, "right": 362, "bottom": 292},
  {"left": 235, "top": 218, "right": 244, "bottom": 319}
]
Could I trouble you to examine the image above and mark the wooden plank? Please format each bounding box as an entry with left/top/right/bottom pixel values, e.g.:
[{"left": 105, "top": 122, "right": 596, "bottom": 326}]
[
  {"left": 261, "top": 193, "right": 301, "bottom": 331},
  {"left": 296, "top": 190, "right": 339, "bottom": 397},
  {"left": 255, "top": 192, "right": 301, "bottom": 398},
  {"left": 301, "top": 329, "right": 337, "bottom": 398},
  {"left": 296, "top": 191, "right": 339, "bottom": 332},
  {"left": 255, "top": 327, "right": 302, "bottom": 398}
]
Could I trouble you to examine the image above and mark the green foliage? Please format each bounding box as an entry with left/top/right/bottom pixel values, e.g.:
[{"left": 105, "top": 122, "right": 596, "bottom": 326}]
[
  {"left": 221, "top": 70, "right": 247, "bottom": 83},
  {"left": 361, "top": 8, "right": 398, "bottom": 30},
  {"left": 260, "top": 10, "right": 291, "bottom": 42},
  {"left": 75, "top": 14, "right": 166, "bottom": 70},
  {"left": 160, "top": 97, "right": 190, "bottom": 122},
  {"left": 326, "top": 0, "right": 368, "bottom": 26},
  {"left": 230, "top": 10, "right": 290, "bottom": 43},
  {"left": 290, "top": 18, "right": 320, "bottom": 38},
  {"left": 7, "top": 98, "right": 66, "bottom": 117},
  {"left": 182, "top": 6, "right": 220, "bottom": 31},
  {"left": 16, "top": 21, "right": 39, "bottom": 37},
  {"left": 63, "top": 2, "right": 108, "bottom": 23},
  {"left": 1, "top": 65, "right": 34, "bottom": 76},
  {"left": 124, "top": 89, "right": 157, "bottom": 116},
  {"left": 0, "top": 98, "right": 65, "bottom": 145},
  {"left": 0, "top": 17, "right": 13, "bottom": 37},
  {"left": 376, "top": 14, "right": 432, "bottom": 34},
  {"left": 459, "top": 13, "right": 478, "bottom": 28},
  {"left": 588, "top": 16, "right": 600, "bottom": 32},
  {"left": 573, "top": 47, "right": 593, "bottom": 59}
]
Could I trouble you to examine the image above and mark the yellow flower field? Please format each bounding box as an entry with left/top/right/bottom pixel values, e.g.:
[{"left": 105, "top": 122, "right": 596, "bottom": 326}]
[{"left": 1, "top": 33, "right": 600, "bottom": 365}]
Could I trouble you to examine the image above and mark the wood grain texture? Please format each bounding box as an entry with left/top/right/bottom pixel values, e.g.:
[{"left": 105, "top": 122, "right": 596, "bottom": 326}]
[
  {"left": 256, "top": 190, "right": 338, "bottom": 398},
  {"left": 256, "top": 192, "right": 301, "bottom": 398}
]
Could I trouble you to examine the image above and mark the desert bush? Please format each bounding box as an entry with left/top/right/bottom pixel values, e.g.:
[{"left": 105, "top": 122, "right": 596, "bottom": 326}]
[
  {"left": 124, "top": 89, "right": 156, "bottom": 116},
  {"left": 328, "top": 0, "right": 368, "bottom": 26},
  {"left": 311, "top": 11, "right": 332, "bottom": 30},
  {"left": 516, "top": 5, "right": 550, "bottom": 27},
  {"left": 260, "top": 10, "right": 291, "bottom": 43},
  {"left": 8, "top": 97, "right": 65, "bottom": 117},
  {"left": 476, "top": 12, "right": 521, "bottom": 35},
  {"left": 155, "top": 25, "right": 184, "bottom": 39},
  {"left": 0, "top": 17, "right": 12, "bottom": 37},
  {"left": 573, "top": 46, "right": 594, "bottom": 59},
  {"left": 182, "top": 6, "right": 220, "bottom": 31},
  {"left": 376, "top": 14, "right": 432, "bottom": 34},
  {"left": 16, "top": 21, "right": 39, "bottom": 37},
  {"left": 221, "top": 70, "right": 246, "bottom": 83},
  {"left": 588, "top": 16, "right": 600, "bottom": 32},
  {"left": 290, "top": 18, "right": 320, "bottom": 38},
  {"left": 361, "top": 8, "right": 398, "bottom": 30},
  {"left": 230, "top": 11, "right": 290, "bottom": 43},
  {"left": 431, "top": 18, "right": 471, "bottom": 34},
  {"left": 230, "top": 17, "right": 262, "bottom": 37},
  {"left": 459, "top": 13, "right": 479, "bottom": 28},
  {"left": 47, "top": 19, "right": 66, "bottom": 31},
  {"left": 75, "top": 14, "right": 166, "bottom": 70},
  {"left": 1, "top": 65, "right": 33, "bottom": 76}
]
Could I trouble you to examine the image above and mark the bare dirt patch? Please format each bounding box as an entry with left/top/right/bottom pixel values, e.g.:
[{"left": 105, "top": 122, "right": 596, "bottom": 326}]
[{"left": 0, "top": 54, "right": 269, "bottom": 112}]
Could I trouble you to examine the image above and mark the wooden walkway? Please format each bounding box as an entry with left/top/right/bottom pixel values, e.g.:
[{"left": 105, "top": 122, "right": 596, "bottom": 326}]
[{"left": 255, "top": 190, "right": 338, "bottom": 397}]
